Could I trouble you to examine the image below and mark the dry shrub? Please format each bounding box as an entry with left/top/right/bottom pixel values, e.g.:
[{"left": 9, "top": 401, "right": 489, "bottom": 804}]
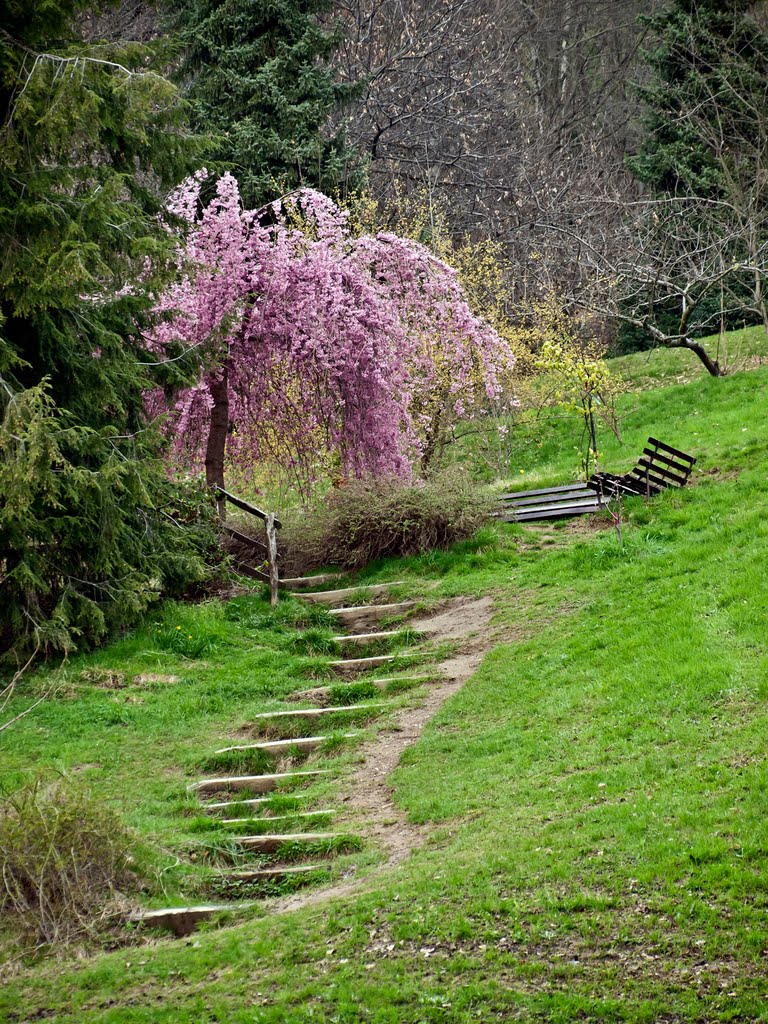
[
  {"left": 284, "top": 468, "right": 493, "bottom": 571},
  {"left": 0, "top": 777, "right": 137, "bottom": 948}
]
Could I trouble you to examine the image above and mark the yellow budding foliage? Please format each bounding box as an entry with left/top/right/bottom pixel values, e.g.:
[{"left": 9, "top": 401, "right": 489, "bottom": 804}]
[
  {"left": 344, "top": 188, "right": 520, "bottom": 468},
  {"left": 525, "top": 297, "right": 624, "bottom": 476}
]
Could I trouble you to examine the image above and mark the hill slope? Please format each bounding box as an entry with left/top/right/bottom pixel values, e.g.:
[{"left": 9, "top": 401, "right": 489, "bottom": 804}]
[{"left": 1, "top": 361, "right": 767, "bottom": 1022}]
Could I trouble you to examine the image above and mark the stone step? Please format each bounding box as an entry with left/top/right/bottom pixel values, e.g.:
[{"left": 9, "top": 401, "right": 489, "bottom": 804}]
[
  {"left": 329, "top": 653, "right": 421, "bottom": 677},
  {"left": 214, "top": 734, "right": 359, "bottom": 756},
  {"left": 296, "top": 582, "right": 404, "bottom": 608},
  {"left": 222, "top": 865, "right": 323, "bottom": 882},
  {"left": 221, "top": 809, "right": 335, "bottom": 825},
  {"left": 237, "top": 832, "right": 345, "bottom": 852},
  {"left": 130, "top": 903, "right": 253, "bottom": 937},
  {"left": 189, "top": 769, "right": 330, "bottom": 796},
  {"left": 328, "top": 602, "right": 414, "bottom": 630},
  {"left": 333, "top": 630, "right": 401, "bottom": 649},
  {"left": 290, "top": 676, "right": 435, "bottom": 702},
  {"left": 279, "top": 572, "right": 346, "bottom": 591},
  {"left": 250, "top": 703, "right": 387, "bottom": 724}
]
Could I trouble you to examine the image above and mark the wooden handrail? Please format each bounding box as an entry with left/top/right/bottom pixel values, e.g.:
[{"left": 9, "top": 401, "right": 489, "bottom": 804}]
[{"left": 215, "top": 487, "right": 283, "bottom": 529}]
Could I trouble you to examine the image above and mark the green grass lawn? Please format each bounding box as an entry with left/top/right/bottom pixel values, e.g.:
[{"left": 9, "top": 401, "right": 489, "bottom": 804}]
[{"left": 1, "top": 358, "right": 768, "bottom": 1021}]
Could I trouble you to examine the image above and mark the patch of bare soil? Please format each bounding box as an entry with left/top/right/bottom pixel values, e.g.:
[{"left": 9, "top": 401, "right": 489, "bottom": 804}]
[
  {"left": 560, "top": 513, "right": 614, "bottom": 535},
  {"left": 79, "top": 669, "right": 126, "bottom": 689},
  {"left": 272, "top": 597, "right": 495, "bottom": 913},
  {"left": 698, "top": 466, "right": 741, "bottom": 483}
]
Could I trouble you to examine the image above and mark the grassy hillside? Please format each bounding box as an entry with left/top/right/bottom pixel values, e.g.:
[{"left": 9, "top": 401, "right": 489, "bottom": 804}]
[
  {"left": 607, "top": 325, "right": 768, "bottom": 391},
  {"left": 1, "top": 355, "right": 767, "bottom": 1021}
]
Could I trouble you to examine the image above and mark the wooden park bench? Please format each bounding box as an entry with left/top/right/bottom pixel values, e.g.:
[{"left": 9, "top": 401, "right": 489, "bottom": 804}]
[
  {"left": 588, "top": 436, "right": 697, "bottom": 499},
  {"left": 499, "top": 437, "right": 696, "bottom": 523}
]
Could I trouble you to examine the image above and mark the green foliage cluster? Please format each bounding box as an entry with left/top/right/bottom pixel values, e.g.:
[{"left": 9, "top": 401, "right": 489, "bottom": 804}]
[
  {"left": 0, "top": 386, "right": 220, "bottom": 659},
  {"left": 629, "top": 0, "right": 768, "bottom": 197},
  {"left": 177, "top": 0, "right": 358, "bottom": 207}
]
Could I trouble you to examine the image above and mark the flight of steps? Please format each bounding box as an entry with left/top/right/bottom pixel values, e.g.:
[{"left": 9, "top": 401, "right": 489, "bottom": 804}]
[{"left": 132, "top": 574, "right": 437, "bottom": 936}]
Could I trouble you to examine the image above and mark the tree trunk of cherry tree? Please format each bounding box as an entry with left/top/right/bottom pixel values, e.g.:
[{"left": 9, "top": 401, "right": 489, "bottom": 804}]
[{"left": 205, "top": 362, "right": 229, "bottom": 515}]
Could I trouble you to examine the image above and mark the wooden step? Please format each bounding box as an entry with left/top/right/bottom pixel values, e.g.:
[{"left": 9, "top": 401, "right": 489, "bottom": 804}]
[
  {"left": 237, "top": 832, "right": 345, "bottom": 852},
  {"left": 279, "top": 572, "right": 346, "bottom": 591},
  {"left": 189, "top": 769, "right": 330, "bottom": 796},
  {"left": 367, "top": 675, "right": 438, "bottom": 686},
  {"left": 221, "top": 809, "right": 335, "bottom": 825},
  {"left": 329, "top": 654, "right": 420, "bottom": 676},
  {"left": 333, "top": 630, "right": 401, "bottom": 648},
  {"left": 290, "top": 676, "right": 435, "bottom": 702},
  {"left": 214, "top": 734, "right": 359, "bottom": 756},
  {"left": 203, "top": 794, "right": 309, "bottom": 815},
  {"left": 130, "top": 902, "right": 252, "bottom": 937},
  {"left": 223, "top": 865, "right": 323, "bottom": 882},
  {"left": 250, "top": 703, "right": 388, "bottom": 723},
  {"left": 328, "top": 602, "right": 414, "bottom": 630},
  {"left": 296, "top": 582, "right": 404, "bottom": 608}
]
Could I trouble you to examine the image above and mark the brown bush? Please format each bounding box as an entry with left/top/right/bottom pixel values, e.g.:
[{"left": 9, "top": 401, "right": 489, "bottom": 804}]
[
  {"left": 282, "top": 468, "right": 493, "bottom": 571},
  {"left": 0, "top": 777, "right": 137, "bottom": 948}
]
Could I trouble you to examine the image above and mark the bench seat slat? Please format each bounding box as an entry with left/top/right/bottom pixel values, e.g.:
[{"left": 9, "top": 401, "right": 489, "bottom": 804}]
[
  {"left": 500, "top": 487, "right": 595, "bottom": 508},
  {"left": 507, "top": 496, "right": 606, "bottom": 516},
  {"left": 497, "top": 483, "right": 591, "bottom": 500},
  {"left": 505, "top": 503, "right": 604, "bottom": 522},
  {"left": 619, "top": 479, "right": 663, "bottom": 496}
]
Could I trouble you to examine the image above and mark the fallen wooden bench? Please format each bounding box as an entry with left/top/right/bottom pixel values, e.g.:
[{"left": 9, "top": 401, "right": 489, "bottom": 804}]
[
  {"left": 588, "top": 436, "right": 696, "bottom": 498},
  {"left": 499, "top": 437, "right": 696, "bottom": 523}
]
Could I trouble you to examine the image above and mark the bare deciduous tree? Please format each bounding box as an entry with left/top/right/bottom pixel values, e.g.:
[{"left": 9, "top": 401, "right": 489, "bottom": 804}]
[{"left": 330, "top": 0, "right": 654, "bottom": 305}]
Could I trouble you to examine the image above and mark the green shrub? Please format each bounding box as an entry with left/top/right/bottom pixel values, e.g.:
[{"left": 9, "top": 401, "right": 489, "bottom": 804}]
[
  {"left": 283, "top": 468, "right": 493, "bottom": 570},
  {"left": 0, "top": 777, "right": 138, "bottom": 947}
]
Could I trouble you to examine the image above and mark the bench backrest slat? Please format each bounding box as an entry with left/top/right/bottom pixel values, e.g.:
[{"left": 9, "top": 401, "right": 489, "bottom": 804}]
[
  {"left": 640, "top": 447, "right": 695, "bottom": 479},
  {"left": 633, "top": 457, "right": 690, "bottom": 488},
  {"left": 647, "top": 437, "right": 697, "bottom": 466}
]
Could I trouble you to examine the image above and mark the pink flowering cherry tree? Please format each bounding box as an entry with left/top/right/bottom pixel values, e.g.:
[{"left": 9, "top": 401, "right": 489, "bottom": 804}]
[{"left": 147, "top": 172, "right": 512, "bottom": 497}]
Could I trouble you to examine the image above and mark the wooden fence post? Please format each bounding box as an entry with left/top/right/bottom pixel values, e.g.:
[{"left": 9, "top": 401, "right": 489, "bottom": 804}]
[{"left": 265, "top": 513, "right": 280, "bottom": 607}]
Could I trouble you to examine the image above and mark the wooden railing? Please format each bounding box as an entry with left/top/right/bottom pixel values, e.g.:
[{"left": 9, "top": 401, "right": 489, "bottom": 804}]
[{"left": 215, "top": 487, "right": 281, "bottom": 605}]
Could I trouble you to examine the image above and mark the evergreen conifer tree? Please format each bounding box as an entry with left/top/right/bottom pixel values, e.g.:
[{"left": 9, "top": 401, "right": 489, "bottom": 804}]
[
  {"left": 0, "top": 2, "right": 218, "bottom": 659},
  {"left": 178, "top": 0, "right": 357, "bottom": 207},
  {"left": 628, "top": 0, "right": 768, "bottom": 198}
]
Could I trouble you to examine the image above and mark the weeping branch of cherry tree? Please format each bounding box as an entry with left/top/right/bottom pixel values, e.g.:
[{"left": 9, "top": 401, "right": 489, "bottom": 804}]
[{"left": 147, "top": 173, "right": 513, "bottom": 499}]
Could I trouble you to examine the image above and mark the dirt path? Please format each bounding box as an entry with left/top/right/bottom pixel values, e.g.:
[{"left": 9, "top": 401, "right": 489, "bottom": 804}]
[{"left": 274, "top": 596, "right": 495, "bottom": 913}]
